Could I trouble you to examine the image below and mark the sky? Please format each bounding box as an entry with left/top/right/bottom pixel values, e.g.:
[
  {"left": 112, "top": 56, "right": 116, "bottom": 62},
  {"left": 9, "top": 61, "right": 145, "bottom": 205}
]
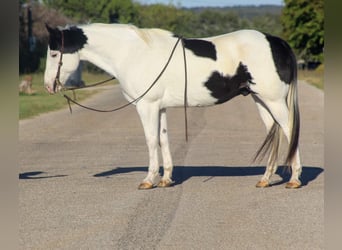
[{"left": 135, "top": 0, "right": 284, "bottom": 8}]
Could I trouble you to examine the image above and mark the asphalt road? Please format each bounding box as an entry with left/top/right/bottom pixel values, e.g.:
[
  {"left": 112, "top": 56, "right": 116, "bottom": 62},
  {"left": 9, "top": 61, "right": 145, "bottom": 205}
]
[{"left": 19, "top": 82, "right": 323, "bottom": 250}]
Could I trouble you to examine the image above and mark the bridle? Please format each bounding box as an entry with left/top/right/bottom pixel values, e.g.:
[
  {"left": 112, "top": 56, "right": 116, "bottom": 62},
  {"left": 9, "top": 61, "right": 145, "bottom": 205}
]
[
  {"left": 53, "top": 31, "right": 115, "bottom": 93},
  {"left": 52, "top": 29, "right": 189, "bottom": 141},
  {"left": 53, "top": 29, "right": 64, "bottom": 93}
]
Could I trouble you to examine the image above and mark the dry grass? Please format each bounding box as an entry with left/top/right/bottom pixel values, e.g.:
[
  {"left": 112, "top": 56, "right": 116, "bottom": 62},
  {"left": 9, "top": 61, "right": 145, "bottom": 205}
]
[{"left": 298, "top": 64, "right": 324, "bottom": 90}]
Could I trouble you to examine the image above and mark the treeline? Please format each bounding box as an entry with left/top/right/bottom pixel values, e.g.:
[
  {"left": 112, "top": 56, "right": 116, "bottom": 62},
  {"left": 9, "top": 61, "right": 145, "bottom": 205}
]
[
  {"left": 44, "top": 1, "right": 283, "bottom": 37},
  {"left": 19, "top": 0, "right": 323, "bottom": 74},
  {"left": 135, "top": 5, "right": 283, "bottom": 38}
]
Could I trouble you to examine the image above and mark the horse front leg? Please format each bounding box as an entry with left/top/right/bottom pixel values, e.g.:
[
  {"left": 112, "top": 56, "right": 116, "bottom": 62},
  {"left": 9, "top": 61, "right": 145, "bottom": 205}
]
[
  {"left": 136, "top": 101, "right": 161, "bottom": 190},
  {"left": 157, "top": 109, "right": 174, "bottom": 188}
]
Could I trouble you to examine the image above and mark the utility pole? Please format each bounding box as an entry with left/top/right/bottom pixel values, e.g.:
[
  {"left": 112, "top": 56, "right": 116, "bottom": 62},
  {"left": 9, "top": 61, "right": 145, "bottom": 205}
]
[
  {"left": 22, "top": 1, "right": 36, "bottom": 73},
  {"left": 28, "top": 4, "right": 32, "bottom": 48},
  {"left": 27, "top": 3, "right": 36, "bottom": 53}
]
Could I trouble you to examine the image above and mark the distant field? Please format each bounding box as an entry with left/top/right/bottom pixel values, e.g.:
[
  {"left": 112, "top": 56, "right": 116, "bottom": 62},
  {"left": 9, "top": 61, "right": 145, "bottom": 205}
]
[{"left": 19, "top": 72, "right": 116, "bottom": 120}]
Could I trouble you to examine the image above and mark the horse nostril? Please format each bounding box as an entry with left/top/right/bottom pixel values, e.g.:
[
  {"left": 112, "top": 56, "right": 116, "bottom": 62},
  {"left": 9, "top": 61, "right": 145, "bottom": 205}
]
[{"left": 45, "top": 84, "right": 54, "bottom": 94}]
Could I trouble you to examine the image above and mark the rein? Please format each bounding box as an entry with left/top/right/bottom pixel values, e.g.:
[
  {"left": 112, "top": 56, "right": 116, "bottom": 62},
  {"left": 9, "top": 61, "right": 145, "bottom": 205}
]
[
  {"left": 54, "top": 31, "right": 189, "bottom": 141},
  {"left": 63, "top": 76, "right": 116, "bottom": 91}
]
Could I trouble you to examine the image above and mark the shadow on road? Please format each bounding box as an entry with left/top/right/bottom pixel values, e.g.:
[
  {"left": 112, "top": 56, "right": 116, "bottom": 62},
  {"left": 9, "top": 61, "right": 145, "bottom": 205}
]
[
  {"left": 94, "top": 166, "right": 323, "bottom": 187},
  {"left": 19, "top": 171, "right": 68, "bottom": 180}
]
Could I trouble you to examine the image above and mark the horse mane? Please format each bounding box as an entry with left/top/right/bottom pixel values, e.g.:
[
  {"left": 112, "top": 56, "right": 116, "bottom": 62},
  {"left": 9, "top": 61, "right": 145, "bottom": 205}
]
[
  {"left": 63, "top": 23, "right": 175, "bottom": 46},
  {"left": 79, "top": 23, "right": 152, "bottom": 45}
]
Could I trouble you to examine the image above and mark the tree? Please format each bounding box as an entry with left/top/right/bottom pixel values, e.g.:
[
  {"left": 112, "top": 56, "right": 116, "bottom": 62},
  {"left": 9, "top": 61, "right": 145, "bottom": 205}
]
[
  {"left": 281, "top": 0, "right": 324, "bottom": 63},
  {"left": 43, "top": 0, "right": 137, "bottom": 23},
  {"left": 250, "top": 14, "right": 282, "bottom": 37},
  {"left": 134, "top": 4, "right": 182, "bottom": 32},
  {"left": 195, "top": 10, "right": 241, "bottom": 37}
]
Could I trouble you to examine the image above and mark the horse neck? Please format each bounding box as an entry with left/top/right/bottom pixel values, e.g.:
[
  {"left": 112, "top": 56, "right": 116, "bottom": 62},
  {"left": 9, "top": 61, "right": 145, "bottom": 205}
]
[{"left": 78, "top": 24, "right": 147, "bottom": 77}]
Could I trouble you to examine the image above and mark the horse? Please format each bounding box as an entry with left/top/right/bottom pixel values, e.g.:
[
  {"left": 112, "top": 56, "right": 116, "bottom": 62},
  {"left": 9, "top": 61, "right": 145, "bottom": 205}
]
[{"left": 44, "top": 23, "right": 302, "bottom": 189}]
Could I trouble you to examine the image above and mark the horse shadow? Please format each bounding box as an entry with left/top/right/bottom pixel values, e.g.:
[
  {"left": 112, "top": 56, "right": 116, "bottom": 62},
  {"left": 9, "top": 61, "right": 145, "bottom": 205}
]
[
  {"left": 19, "top": 171, "right": 67, "bottom": 180},
  {"left": 93, "top": 165, "right": 324, "bottom": 187}
]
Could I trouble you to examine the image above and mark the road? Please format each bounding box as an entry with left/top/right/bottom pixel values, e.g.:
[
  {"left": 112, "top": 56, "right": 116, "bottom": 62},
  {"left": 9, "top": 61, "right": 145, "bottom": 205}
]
[{"left": 19, "top": 82, "right": 323, "bottom": 250}]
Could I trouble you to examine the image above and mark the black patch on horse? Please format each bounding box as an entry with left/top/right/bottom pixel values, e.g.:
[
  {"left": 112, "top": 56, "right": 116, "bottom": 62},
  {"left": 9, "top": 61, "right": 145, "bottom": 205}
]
[
  {"left": 264, "top": 33, "right": 296, "bottom": 84},
  {"left": 46, "top": 24, "right": 88, "bottom": 53},
  {"left": 204, "top": 62, "right": 254, "bottom": 104},
  {"left": 182, "top": 38, "right": 217, "bottom": 61}
]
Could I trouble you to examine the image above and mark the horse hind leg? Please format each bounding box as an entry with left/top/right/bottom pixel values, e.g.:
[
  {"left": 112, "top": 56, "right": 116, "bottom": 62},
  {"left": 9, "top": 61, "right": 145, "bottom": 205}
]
[
  {"left": 260, "top": 98, "right": 302, "bottom": 188},
  {"left": 253, "top": 95, "right": 280, "bottom": 188},
  {"left": 157, "top": 109, "right": 174, "bottom": 188}
]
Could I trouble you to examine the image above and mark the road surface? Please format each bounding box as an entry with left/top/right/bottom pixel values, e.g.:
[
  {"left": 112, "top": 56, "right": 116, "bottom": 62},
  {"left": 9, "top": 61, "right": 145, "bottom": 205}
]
[{"left": 19, "top": 82, "right": 323, "bottom": 249}]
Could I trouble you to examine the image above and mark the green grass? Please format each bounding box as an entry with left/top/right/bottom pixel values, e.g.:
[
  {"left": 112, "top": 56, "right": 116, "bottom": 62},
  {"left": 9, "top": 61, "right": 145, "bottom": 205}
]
[
  {"left": 19, "top": 72, "right": 115, "bottom": 120},
  {"left": 298, "top": 64, "right": 324, "bottom": 90}
]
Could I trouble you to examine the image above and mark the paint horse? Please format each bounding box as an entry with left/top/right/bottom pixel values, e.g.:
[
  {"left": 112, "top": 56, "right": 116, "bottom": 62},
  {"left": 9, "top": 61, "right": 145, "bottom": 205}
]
[{"left": 44, "top": 23, "right": 302, "bottom": 189}]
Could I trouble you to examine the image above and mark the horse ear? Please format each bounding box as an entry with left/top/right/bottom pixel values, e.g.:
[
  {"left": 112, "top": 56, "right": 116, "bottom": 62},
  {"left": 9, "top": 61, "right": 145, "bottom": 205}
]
[
  {"left": 45, "top": 23, "right": 58, "bottom": 36},
  {"left": 45, "top": 23, "right": 62, "bottom": 50},
  {"left": 45, "top": 23, "right": 51, "bottom": 31}
]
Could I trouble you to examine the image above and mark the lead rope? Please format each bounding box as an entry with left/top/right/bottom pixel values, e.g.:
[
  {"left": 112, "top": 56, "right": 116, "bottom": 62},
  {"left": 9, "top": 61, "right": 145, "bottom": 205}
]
[
  {"left": 181, "top": 39, "right": 189, "bottom": 142},
  {"left": 65, "top": 76, "right": 116, "bottom": 91},
  {"left": 59, "top": 36, "right": 189, "bottom": 141},
  {"left": 63, "top": 37, "right": 182, "bottom": 113}
]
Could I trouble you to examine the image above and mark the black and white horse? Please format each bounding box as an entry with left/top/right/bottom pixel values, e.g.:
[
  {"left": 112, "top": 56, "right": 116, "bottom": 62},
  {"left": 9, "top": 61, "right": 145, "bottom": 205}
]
[{"left": 44, "top": 23, "right": 301, "bottom": 189}]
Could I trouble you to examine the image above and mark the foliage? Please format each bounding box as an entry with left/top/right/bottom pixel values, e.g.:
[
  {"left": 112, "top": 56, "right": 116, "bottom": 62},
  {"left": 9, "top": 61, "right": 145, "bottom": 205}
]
[
  {"left": 42, "top": 0, "right": 137, "bottom": 23},
  {"left": 134, "top": 4, "right": 189, "bottom": 35},
  {"left": 190, "top": 10, "right": 243, "bottom": 37},
  {"left": 133, "top": 5, "right": 243, "bottom": 38},
  {"left": 282, "top": 0, "right": 324, "bottom": 62},
  {"left": 249, "top": 14, "right": 282, "bottom": 36},
  {"left": 134, "top": 5, "right": 282, "bottom": 38}
]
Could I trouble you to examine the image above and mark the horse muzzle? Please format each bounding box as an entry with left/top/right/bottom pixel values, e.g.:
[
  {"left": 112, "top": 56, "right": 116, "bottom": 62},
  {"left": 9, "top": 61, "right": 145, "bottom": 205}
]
[
  {"left": 45, "top": 83, "right": 61, "bottom": 94},
  {"left": 45, "top": 84, "right": 55, "bottom": 94},
  {"left": 45, "top": 77, "right": 64, "bottom": 94}
]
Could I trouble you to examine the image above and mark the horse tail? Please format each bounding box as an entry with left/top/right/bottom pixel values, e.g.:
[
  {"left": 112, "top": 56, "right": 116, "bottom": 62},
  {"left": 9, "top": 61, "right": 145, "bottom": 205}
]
[
  {"left": 253, "top": 121, "right": 281, "bottom": 168},
  {"left": 285, "top": 62, "right": 300, "bottom": 166},
  {"left": 254, "top": 48, "right": 299, "bottom": 168}
]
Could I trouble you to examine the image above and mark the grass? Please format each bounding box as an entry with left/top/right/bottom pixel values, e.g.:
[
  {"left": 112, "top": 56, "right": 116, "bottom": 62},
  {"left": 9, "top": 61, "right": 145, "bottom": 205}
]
[
  {"left": 298, "top": 64, "right": 324, "bottom": 90},
  {"left": 19, "top": 72, "right": 116, "bottom": 120}
]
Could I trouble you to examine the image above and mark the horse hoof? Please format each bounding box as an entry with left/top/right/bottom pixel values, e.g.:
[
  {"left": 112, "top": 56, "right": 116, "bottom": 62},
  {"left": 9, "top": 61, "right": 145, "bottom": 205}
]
[
  {"left": 256, "top": 180, "right": 270, "bottom": 188},
  {"left": 157, "top": 179, "right": 173, "bottom": 188},
  {"left": 138, "top": 182, "right": 154, "bottom": 190},
  {"left": 285, "top": 181, "right": 301, "bottom": 189}
]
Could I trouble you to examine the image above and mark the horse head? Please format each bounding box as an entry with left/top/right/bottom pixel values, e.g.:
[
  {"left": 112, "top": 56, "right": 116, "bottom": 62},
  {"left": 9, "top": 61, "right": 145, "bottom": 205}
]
[{"left": 44, "top": 24, "right": 87, "bottom": 93}]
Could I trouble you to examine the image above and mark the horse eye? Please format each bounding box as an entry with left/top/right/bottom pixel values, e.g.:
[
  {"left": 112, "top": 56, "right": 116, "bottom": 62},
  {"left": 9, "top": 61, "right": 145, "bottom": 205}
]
[{"left": 51, "top": 53, "right": 58, "bottom": 58}]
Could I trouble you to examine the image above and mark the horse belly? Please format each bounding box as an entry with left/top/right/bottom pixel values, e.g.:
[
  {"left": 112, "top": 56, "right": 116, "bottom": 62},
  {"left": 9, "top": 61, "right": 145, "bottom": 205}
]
[{"left": 161, "top": 77, "right": 217, "bottom": 108}]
